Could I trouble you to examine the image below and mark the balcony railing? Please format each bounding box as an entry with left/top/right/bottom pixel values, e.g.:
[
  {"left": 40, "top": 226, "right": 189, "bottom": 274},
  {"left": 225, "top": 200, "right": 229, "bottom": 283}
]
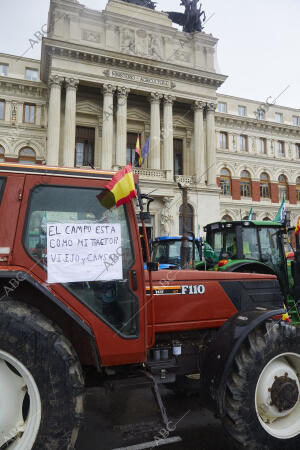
[{"left": 133, "top": 167, "right": 166, "bottom": 180}]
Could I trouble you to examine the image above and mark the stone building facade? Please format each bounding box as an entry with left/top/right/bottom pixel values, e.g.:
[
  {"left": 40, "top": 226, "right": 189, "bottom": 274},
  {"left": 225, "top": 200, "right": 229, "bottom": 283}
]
[
  {"left": 0, "top": 0, "right": 300, "bottom": 238},
  {"left": 216, "top": 95, "right": 300, "bottom": 225}
]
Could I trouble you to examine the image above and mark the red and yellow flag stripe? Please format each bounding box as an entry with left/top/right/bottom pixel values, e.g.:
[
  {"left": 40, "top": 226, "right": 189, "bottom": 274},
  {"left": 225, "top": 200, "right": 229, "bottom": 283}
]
[{"left": 105, "top": 164, "right": 137, "bottom": 207}]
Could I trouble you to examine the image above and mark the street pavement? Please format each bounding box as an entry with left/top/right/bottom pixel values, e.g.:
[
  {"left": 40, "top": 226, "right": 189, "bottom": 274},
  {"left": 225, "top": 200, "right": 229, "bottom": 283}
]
[{"left": 77, "top": 385, "right": 230, "bottom": 450}]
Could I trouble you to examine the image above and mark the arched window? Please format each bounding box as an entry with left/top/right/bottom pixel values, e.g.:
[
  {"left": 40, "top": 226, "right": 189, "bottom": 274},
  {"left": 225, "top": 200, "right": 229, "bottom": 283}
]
[
  {"left": 260, "top": 172, "right": 270, "bottom": 199},
  {"left": 278, "top": 174, "right": 288, "bottom": 201},
  {"left": 179, "top": 204, "right": 194, "bottom": 235},
  {"left": 0, "top": 145, "right": 4, "bottom": 163},
  {"left": 221, "top": 215, "right": 232, "bottom": 222},
  {"left": 240, "top": 170, "right": 251, "bottom": 198},
  {"left": 220, "top": 168, "right": 231, "bottom": 196},
  {"left": 263, "top": 217, "right": 271, "bottom": 221},
  {"left": 296, "top": 177, "right": 300, "bottom": 203},
  {"left": 18, "top": 147, "right": 36, "bottom": 164}
]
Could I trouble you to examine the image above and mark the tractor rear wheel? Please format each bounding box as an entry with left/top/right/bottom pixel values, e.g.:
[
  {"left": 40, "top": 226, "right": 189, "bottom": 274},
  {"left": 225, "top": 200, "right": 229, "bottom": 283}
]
[
  {"left": 224, "top": 321, "right": 300, "bottom": 449},
  {"left": 0, "top": 300, "right": 84, "bottom": 450}
]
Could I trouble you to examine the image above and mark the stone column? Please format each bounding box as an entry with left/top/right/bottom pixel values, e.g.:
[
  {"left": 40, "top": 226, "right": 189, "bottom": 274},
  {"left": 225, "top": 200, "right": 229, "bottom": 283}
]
[
  {"left": 193, "top": 101, "right": 206, "bottom": 185},
  {"left": 47, "top": 75, "right": 63, "bottom": 166},
  {"left": 115, "top": 87, "right": 130, "bottom": 168},
  {"left": 206, "top": 102, "right": 217, "bottom": 187},
  {"left": 148, "top": 92, "right": 162, "bottom": 170},
  {"left": 163, "top": 95, "right": 175, "bottom": 180},
  {"left": 63, "top": 78, "right": 79, "bottom": 167},
  {"left": 101, "top": 84, "right": 116, "bottom": 170}
]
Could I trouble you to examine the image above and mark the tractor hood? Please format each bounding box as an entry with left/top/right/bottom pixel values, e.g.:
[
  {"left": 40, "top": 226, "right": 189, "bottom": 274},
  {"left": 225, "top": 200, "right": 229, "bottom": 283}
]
[{"left": 144, "top": 270, "right": 282, "bottom": 334}]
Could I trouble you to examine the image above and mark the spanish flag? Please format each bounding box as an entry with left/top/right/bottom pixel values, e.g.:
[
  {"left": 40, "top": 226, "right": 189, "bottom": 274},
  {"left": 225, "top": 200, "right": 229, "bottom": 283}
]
[
  {"left": 101, "top": 164, "right": 137, "bottom": 208},
  {"left": 135, "top": 136, "right": 142, "bottom": 167},
  {"left": 295, "top": 217, "right": 300, "bottom": 235}
]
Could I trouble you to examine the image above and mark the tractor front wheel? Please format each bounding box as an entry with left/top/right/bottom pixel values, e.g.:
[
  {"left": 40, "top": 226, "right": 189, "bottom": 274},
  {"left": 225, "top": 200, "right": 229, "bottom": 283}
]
[
  {"left": 0, "top": 300, "right": 84, "bottom": 450},
  {"left": 224, "top": 321, "right": 300, "bottom": 449}
]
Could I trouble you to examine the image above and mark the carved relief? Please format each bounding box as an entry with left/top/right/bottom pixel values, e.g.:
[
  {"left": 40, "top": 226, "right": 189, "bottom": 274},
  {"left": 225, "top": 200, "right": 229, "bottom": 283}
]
[
  {"left": 82, "top": 30, "right": 102, "bottom": 43},
  {"left": 135, "top": 30, "right": 148, "bottom": 57},
  {"left": 161, "top": 197, "right": 174, "bottom": 236},
  {"left": 174, "top": 49, "right": 191, "bottom": 63},
  {"left": 121, "top": 29, "right": 135, "bottom": 54},
  {"left": 148, "top": 34, "right": 163, "bottom": 60}
]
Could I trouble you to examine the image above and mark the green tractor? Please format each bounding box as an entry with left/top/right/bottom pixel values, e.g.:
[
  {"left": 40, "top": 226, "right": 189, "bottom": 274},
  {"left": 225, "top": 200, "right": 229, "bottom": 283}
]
[{"left": 203, "top": 219, "right": 300, "bottom": 324}]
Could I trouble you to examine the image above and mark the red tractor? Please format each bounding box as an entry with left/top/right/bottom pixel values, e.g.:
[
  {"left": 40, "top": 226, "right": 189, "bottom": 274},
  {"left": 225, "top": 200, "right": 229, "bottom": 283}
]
[{"left": 0, "top": 163, "right": 299, "bottom": 450}]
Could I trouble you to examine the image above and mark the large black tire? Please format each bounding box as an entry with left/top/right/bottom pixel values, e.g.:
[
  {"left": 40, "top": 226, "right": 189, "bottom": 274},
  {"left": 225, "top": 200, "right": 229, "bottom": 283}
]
[
  {"left": 0, "top": 300, "right": 84, "bottom": 450},
  {"left": 223, "top": 321, "right": 300, "bottom": 449}
]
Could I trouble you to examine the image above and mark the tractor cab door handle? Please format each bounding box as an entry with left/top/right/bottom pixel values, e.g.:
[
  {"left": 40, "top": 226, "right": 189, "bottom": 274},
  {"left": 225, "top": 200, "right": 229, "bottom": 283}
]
[{"left": 131, "top": 270, "right": 138, "bottom": 291}]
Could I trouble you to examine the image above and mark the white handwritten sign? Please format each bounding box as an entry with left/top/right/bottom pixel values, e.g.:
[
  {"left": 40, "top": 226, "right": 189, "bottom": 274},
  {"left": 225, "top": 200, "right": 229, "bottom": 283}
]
[{"left": 47, "top": 223, "right": 122, "bottom": 284}]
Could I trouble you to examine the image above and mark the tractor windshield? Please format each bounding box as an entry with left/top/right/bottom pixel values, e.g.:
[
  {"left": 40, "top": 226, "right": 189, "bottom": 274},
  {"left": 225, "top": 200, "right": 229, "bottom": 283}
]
[
  {"left": 211, "top": 230, "right": 237, "bottom": 259},
  {"left": 241, "top": 228, "right": 260, "bottom": 260},
  {"left": 152, "top": 240, "right": 201, "bottom": 266}
]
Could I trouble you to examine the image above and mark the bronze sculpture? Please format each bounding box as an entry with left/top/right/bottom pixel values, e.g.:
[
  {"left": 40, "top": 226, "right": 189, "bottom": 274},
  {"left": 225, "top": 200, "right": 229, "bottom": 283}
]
[
  {"left": 120, "top": 0, "right": 156, "bottom": 10},
  {"left": 166, "top": 0, "right": 206, "bottom": 33}
]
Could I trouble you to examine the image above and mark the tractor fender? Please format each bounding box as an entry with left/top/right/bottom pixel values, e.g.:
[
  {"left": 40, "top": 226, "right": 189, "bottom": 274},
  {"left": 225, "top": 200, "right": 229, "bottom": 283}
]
[
  {"left": 0, "top": 270, "right": 101, "bottom": 370},
  {"left": 224, "top": 261, "right": 276, "bottom": 275},
  {"left": 204, "top": 308, "right": 285, "bottom": 416},
  {"left": 0, "top": 270, "right": 92, "bottom": 335}
]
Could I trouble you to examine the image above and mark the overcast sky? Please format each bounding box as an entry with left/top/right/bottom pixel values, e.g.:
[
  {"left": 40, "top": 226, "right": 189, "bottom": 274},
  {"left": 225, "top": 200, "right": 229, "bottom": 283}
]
[{"left": 1, "top": 0, "right": 299, "bottom": 109}]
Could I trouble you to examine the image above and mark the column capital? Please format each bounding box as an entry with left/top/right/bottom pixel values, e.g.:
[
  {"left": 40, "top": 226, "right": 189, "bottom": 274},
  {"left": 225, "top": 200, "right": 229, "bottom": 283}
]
[
  {"left": 65, "top": 77, "right": 79, "bottom": 91},
  {"left": 148, "top": 92, "right": 163, "bottom": 104},
  {"left": 206, "top": 102, "right": 217, "bottom": 112},
  {"left": 103, "top": 84, "right": 117, "bottom": 95},
  {"left": 117, "top": 86, "right": 130, "bottom": 98},
  {"left": 193, "top": 100, "right": 206, "bottom": 111},
  {"left": 49, "top": 75, "right": 64, "bottom": 88},
  {"left": 163, "top": 94, "right": 176, "bottom": 105}
]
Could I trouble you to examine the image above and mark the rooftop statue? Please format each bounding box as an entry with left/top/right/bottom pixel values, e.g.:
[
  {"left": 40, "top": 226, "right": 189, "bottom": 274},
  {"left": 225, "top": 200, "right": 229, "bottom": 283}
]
[
  {"left": 120, "top": 0, "right": 156, "bottom": 10},
  {"left": 166, "top": 0, "right": 206, "bottom": 33}
]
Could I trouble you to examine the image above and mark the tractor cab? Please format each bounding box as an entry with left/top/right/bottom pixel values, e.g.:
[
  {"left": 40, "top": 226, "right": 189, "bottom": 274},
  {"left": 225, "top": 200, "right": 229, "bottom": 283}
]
[
  {"left": 151, "top": 236, "right": 202, "bottom": 269},
  {"left": 204, "top": 220, "right": 289, "bottom": 294}
]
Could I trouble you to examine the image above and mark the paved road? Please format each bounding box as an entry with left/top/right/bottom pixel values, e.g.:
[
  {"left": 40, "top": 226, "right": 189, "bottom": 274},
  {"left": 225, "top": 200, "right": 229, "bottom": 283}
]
[{"left": 77, "top": 386, "right": 230, "bottom": 450}]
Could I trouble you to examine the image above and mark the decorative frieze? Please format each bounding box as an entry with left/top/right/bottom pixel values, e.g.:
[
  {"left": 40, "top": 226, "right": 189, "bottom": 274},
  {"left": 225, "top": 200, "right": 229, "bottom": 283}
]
[
  {"left": 104, "top": 69, "right": 176, "bottom": 89},
  {"left": 82, "top": 30, "right": 102, "bottom": 43},
  {"left": 45, "top": 46, "right": 225, "bottom": 88}
]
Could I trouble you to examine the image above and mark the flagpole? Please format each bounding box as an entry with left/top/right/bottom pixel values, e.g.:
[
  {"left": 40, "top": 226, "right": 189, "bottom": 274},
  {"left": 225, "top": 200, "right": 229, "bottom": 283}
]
[{"left": 136, "top": 183, "right": 155, "bottom": 347}]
